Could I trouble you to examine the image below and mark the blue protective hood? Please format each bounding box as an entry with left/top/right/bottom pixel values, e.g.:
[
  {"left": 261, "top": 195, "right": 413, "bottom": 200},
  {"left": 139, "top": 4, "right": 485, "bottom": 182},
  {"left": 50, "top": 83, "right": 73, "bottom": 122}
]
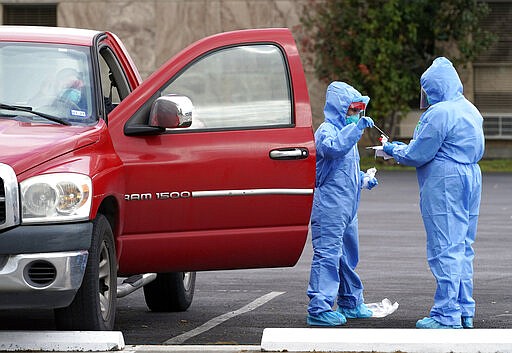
[
  {"left": 323, "top": 81, "right": 369, "bottom": 129},
  {"left": 420, "top": 57, "right": 463, "bottom": 105}
]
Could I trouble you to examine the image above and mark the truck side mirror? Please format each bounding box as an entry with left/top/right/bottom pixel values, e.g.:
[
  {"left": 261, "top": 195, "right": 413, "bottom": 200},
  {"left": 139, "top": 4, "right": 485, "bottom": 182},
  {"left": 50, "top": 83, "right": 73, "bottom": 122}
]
[{"left": 149, "top": 95, "right": 193, "bottom": 129}]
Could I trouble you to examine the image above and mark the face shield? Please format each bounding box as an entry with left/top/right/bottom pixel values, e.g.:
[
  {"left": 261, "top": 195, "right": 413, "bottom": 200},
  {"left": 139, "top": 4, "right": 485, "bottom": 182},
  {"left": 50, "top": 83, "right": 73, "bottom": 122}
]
[
  {"left": 348, "top": 101, "right": 366, "bottom": 117},
  {"left": 420, "top": 87, "right": 430, "bottom": 110},
  {"left": 346, "top": 101, "right": 366, "bottom": 124}
]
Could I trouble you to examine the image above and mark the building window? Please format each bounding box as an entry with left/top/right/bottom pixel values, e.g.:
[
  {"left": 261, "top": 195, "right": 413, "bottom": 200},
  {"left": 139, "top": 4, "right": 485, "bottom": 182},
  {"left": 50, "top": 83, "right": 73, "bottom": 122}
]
[
  {"left": 483, "top": 115, "right": 512, "bottom": 138},
  {"left": 474, "top": 2, "right": 512, "bottom": 139},
  {"left": 3, "top": 4, "right": 57, "bottom": 26}
]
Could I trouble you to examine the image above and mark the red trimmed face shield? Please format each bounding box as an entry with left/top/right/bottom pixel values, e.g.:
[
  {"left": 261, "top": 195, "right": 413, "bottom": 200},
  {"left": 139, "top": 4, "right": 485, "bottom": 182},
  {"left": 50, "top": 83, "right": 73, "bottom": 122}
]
[
  {"left": 349, "top": 101, "right": 367, "bottom": 111},
  {"left": 347, "top": 101, "right": 367, "bottom": 120}
]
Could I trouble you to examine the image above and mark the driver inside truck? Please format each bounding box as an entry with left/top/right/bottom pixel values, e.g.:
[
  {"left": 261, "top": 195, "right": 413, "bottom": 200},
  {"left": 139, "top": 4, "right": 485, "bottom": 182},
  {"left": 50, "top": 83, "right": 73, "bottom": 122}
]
[
  {"left": 54, "top": 68, "right": 86, "bottom": 109},
  {"left": 30, "top": 67, "right": 87, "bottom": 114}
]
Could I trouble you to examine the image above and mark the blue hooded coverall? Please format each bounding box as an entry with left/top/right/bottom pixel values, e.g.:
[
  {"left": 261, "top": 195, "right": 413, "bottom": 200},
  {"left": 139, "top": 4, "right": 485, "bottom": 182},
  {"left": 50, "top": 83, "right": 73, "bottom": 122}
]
[
  {"left": 390, "top": 57, "right": 485, "bottom": 326},
  {"left": 307, "top": 82, "right": 369, "bottom": 315}
]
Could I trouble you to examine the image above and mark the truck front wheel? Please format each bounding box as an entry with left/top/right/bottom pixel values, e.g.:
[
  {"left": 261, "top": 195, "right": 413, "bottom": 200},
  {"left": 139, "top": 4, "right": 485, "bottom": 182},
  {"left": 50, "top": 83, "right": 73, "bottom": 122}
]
[
  {"left": 143, "top": 272, "right": 196, "bottom": 312},
  {"left": 54, "top": 214, "right": 117, "bottom": 330}
]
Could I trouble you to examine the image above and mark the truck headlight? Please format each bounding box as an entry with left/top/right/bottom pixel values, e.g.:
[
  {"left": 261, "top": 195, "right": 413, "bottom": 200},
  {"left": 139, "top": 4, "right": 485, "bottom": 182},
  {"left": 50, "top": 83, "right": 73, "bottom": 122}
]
[{"left": 21, "top": 173, "right": 92, "bottom": 224}]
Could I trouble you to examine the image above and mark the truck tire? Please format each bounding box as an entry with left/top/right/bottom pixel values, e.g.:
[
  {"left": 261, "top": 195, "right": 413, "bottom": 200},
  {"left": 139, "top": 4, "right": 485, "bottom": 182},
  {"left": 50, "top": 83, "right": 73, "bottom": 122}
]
[
  {"left": 143, "top": 272, "right": 196, "bottom": 312},
  {"left": 54, "top": 214, "right": 117, "bottom": 330}
]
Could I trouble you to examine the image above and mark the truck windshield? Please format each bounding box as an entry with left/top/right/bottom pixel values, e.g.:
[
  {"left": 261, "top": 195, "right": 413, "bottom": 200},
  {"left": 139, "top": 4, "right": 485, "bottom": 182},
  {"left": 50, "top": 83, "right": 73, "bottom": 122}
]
[{"left": 0, "top": 42, "right": 96, "bottom": 125}]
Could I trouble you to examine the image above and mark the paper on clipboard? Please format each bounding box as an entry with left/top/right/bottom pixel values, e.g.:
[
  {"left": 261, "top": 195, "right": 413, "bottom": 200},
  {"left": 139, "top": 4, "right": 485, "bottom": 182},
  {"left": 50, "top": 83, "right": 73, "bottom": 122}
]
[{"left": 366, "top": 145, "right": 393, "bottom": 160}]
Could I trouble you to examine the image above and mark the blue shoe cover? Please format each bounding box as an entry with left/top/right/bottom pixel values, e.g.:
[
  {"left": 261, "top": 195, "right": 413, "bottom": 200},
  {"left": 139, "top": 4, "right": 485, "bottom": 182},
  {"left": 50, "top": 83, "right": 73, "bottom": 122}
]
[
  {"left": 337, "top": 303, "right": 373, "bottom": 319},
  {"left": 416, "top": 317, "right": 462, "bottom": 329},
  {"left": 307, "top": 311, "right": 347, "bottom": 326},
  {"left": 462, "top": 317, "right": 474, "bottom": 329}
]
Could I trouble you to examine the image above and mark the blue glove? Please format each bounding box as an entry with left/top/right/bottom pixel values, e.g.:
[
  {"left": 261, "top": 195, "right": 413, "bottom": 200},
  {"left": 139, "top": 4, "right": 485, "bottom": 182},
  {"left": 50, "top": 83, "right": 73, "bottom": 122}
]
[
  {"left": 367, "top": 177, "right": 378, "bottom": 190},
  {"left": 383, "top": 142, "right": 396, "bottom": 156},
  {"left": 361, "top": 168, "right": 378, "bottom": 190},
  {"left": 357, "top": 116, "right": 374, "bottom": 130},
  {"left": 392, "top": 141, "right": 407, "bottom": 146},
  {"left": 359, "top": 171, "right": 365, "bottom": 185}
]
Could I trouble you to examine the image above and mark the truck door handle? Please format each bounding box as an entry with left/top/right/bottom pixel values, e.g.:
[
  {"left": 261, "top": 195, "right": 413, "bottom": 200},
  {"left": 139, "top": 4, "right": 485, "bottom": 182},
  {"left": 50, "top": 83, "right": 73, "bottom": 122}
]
[{"left": 269, "top": 148, "right": 309, "bottom": 160}]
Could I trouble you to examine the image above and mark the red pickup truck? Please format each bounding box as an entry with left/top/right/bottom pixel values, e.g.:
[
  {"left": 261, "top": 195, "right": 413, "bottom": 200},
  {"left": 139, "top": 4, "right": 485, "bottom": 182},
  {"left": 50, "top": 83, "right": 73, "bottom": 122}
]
[{"left": 0, "top": 26, "right": 315, "bottom": 330}]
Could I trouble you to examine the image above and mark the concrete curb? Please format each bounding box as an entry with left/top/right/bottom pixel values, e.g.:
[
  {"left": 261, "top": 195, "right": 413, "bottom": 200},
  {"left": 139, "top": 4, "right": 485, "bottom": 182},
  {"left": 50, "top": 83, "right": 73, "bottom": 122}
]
[
  {"left": 261, "top": 328, "right": 512, "bottom": 353},
  {"left": 3, "top": 329, "right": 512, "bottom": 353},
  {"left": 126, "top": 345, "right": 261, "bottom": 353},
  {"left": 0, "top": 331, "right": 124, "bottom": 351}
]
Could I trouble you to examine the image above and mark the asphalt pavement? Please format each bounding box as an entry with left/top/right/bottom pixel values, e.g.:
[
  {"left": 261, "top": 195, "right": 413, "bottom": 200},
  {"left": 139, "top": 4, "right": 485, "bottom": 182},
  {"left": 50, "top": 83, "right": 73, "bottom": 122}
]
[{"left": 0, "top": 170, "right": 510, "bottom": 352}]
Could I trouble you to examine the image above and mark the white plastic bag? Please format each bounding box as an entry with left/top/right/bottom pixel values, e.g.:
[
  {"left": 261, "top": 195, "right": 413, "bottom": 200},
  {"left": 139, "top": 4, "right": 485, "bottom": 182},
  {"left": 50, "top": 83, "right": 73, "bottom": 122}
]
[{"left": 367, "top": 298, "right": 399, "bottom": 318}]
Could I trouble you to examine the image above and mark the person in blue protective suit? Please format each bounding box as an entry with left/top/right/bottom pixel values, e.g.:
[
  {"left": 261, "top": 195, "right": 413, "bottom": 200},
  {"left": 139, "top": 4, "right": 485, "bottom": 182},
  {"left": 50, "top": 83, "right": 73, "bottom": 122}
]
[
  {"left": 383, "top": 57, "right": 485, "bottom": 329},
  {"left": 306, "top": 81, "right": 378, "bottom": 327}
]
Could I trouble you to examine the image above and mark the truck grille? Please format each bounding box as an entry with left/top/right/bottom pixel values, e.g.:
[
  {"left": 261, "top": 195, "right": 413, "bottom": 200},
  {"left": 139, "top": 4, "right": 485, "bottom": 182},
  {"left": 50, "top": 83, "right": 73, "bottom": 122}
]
[{"left": 0, "top": 163, "right": 20, "bottom": 230}]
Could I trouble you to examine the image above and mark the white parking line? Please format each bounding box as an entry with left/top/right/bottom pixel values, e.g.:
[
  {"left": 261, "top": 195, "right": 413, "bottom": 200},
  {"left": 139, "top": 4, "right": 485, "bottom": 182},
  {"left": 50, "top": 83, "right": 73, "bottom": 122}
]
[{"left": 164, "top": 291, "right": 285, "bottom": 345}]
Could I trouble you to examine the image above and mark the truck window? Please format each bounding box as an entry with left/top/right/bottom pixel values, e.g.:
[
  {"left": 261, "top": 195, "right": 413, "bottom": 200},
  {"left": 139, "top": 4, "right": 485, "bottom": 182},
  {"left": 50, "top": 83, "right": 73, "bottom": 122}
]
[
  {"left": 161, "top": 44, "right": 292, "bottom": 130},
  {"left": 98, "top": 47, "right": 130, "bottom": 114},
  {"left": 0, "top": 42, "right": 95, "bottom": 124}
]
